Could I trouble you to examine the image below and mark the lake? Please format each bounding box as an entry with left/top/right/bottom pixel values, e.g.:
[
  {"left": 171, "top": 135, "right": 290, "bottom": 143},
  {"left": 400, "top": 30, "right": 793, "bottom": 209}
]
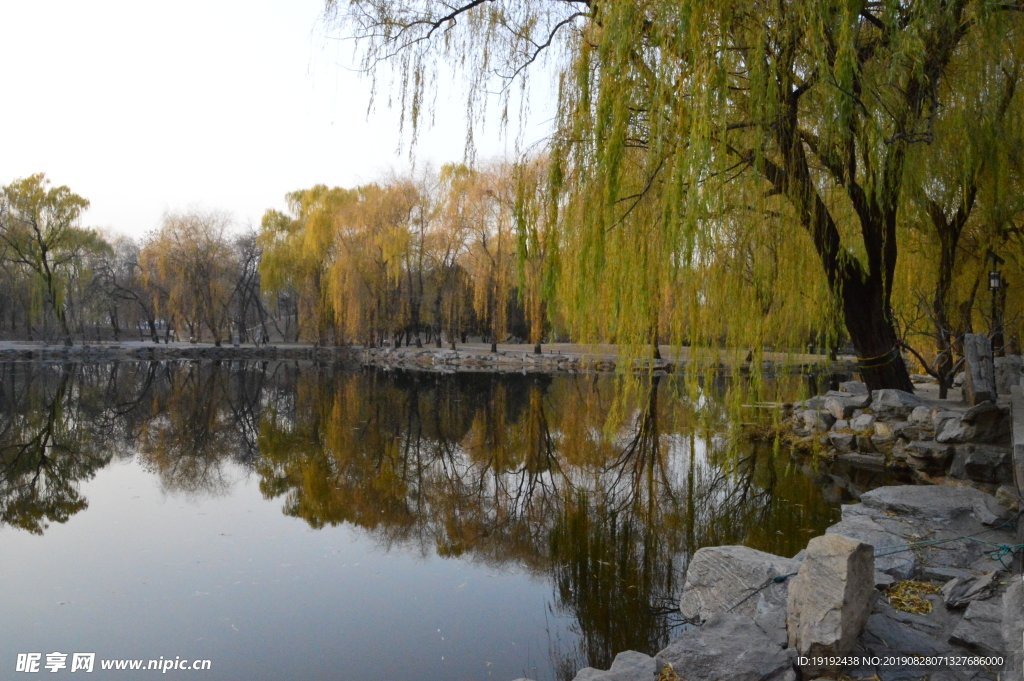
[{"left": 0, "top": 360, "right": 859, "bottom": 680}]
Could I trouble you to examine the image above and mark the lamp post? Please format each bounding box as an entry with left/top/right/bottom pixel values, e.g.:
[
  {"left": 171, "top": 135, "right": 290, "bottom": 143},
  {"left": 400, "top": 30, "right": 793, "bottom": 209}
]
[{"left": 987, "top": 249, "right": 1005, "bottom": 356}]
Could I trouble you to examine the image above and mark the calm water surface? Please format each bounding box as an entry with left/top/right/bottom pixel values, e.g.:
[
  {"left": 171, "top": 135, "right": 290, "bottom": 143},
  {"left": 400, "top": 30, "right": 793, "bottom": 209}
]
[{"left": 0, "top": 361, "right": 850, "bottom": 680}]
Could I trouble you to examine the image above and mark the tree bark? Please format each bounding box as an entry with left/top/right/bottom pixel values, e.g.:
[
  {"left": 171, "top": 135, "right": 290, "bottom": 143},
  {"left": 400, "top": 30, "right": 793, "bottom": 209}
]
[{"left": 840, "top": 275, "right": 914, "bottom": 392}]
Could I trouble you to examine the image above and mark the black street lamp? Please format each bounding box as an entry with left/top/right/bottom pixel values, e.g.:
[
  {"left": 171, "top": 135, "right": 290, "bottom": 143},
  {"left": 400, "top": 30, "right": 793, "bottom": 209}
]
[{"left": 987, "top": 249, "right": 1005, "bottom": 355}]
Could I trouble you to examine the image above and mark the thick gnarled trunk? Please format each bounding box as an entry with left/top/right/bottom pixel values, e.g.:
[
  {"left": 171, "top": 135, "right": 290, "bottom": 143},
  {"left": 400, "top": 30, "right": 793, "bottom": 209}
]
[{"left": 839, "top": 276, "right": 914, "bottom": 392}]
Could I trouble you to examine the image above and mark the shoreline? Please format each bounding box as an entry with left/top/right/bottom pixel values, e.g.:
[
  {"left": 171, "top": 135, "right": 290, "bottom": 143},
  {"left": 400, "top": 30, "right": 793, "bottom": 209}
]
[{"left": 0, "top": 340, "right": 856, "bottom": 376}]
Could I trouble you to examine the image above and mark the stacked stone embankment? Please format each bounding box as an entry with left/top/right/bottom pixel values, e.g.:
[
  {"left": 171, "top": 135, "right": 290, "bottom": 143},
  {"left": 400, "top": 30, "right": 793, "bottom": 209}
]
[{"left": 787, "top": 382, "right": 1019, "bottom": 507}]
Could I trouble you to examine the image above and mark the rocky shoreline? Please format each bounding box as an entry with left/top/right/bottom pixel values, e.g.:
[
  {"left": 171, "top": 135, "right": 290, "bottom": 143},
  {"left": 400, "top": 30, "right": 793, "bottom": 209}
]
[
  {"left": 0, "top": 341, "right": 857, "bottom": 376},
  {"left": 785, "top": 381, "right": 1019, "bottom": 505},
  {"left": 557, "top": 485, "right": 1022, "bottom": 681},
  {"left": 551, "top": 371, "right": 1024, "bottom": 681}
]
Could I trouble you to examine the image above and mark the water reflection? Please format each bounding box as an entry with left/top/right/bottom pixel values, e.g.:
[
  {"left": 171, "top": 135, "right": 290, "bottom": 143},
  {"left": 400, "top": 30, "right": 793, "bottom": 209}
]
[{"left": 0, "top": 361, "right": 843, "bottom": 677}]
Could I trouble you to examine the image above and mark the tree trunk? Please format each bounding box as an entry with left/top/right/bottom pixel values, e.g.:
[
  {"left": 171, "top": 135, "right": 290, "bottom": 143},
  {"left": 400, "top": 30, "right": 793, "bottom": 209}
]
[{"left": 840, "top": 277, "right": 913, "bottom": 392}]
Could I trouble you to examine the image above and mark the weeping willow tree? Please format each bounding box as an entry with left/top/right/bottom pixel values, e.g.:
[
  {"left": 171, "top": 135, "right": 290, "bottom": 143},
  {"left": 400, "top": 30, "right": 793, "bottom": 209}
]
[
  {"left": 329, "top": 0, "right": 1024, "bottom": 390},
  {"left": 890, "top": 27, "right": 1024, "bottom": 396}
]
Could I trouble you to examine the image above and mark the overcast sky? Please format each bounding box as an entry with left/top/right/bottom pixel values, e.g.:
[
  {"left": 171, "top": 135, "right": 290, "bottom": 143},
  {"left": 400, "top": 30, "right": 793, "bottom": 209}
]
[{"left": 0, "top": 1, "right": 552, "bottom": 238}]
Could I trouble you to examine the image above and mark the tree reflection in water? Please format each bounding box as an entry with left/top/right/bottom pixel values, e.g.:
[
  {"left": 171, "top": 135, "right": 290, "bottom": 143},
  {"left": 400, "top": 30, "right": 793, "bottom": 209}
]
[{"left": 0, "top": 361, "right": 840, "bottom": 678}]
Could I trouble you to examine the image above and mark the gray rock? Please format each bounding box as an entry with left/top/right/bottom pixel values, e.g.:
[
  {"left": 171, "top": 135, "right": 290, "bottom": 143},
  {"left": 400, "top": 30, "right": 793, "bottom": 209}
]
[
  {"left": 995, "top": 485, "right": 1021, "bottom": 511},
  {"left": 840, "top": 380, "right": 869, "bottom": 395},
  {"left": 798, "top": 396, "right": 826, "bottom": 410},
  {"left": 831, "top": 419, "right": 850, "bottom": 431},
  {"left": 950, "top": 445, "right": 1014, "bottom": 484},
  {"left": 679, "top": 546, "right": 801, "bottom": 623},
  {"left": 994, "top": 355, "right": 1023, "bottom": 395},
  {"left": 859, "top": 485, "right": 1008, "bottom": 527},
  {"left": 942, "top": 571, "right": 1001, "bottom": 609},
  {"left": 900, "top": 440, "right": 955, "bottom": 474},
  {"left": 857, "top": 434, "right": 877, "bottom": 453},
  {"left": 890, "top": 421, "right": 921, "bottom": 440},
  {"left": 919, "top": 565, "right": 983, "bottom": 582},
  {"left": 875, "top": 570, "right": 896, "bottom": 589},
  {"left": 823, "top": 393, "right": 856, "bottom": 419},
  {"left": 937, "top": 416, "right": 972, "bottom": 443},
  {"left": 657, "top": 613, "right": 796, "bottom": 681},
  {"left": 934, "top": 409, "right": 963, "bottom": 433},
  {"left": 570, "top": 651, "right": 664, "bottom": 681},
  {"left": 871, "top": 389, "right": 928, "bottom": 420},
  {"left": 963, "top": 333, "right": 996, "bottom": 406},
  {"left": 826, "top": 515, "right": 917, "bottom": 580},
  {"left": 960, "top": 402, "right": 1011, "bottom": 444},
  {"left": 837, "top": 453, "right": 887, "bottom": 471},
  {"left": 801, "top": 409, "right": 835, "bottom": 432},
  {"left": 949, "top": 600, "right": 1004, "bottom": 655},
  {"left": 861, "top": 611, "right": 950, "bottom": 656},
  {"left": 910, "top": 406, "right": 933, "bottom": 424},
  {"left": 875, "top": 421, "right": 896, "bottom": 439},
  {"left": 850, "top": 413, "right": 876, "bottom": 432},
  {"left": 1002, "top": 581, "right": 1024, "bottom": 681},
  {"left": 830, "top": 432, "right": 856, "bottom": 453},
  {"left": 753, "top": 597, "right": 790, "bottom": 648},
  {"left": 787, "top": 534, "right": 874, "bottom": 674},
  {"left": 870, "top": 435, "right": 895, "bottom": 456}
]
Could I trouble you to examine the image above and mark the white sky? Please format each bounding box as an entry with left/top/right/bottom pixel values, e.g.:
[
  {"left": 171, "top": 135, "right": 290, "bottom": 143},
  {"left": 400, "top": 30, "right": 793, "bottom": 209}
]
[{"left": 0, "top": 1, "right": 553, "bottom": 238}]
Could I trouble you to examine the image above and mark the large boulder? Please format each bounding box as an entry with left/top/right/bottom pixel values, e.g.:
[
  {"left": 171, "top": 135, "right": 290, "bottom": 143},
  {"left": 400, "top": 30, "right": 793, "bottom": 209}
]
[
  {"left": 657, "top": 613, "right": 796, "bottom": 681},
  {"left": 825, "top": 514, "right": 916, "bottom": 580},
  {"left": 898, "top": 440, "right": 955, "bottom": 475},
  {"left": 571, "top": 651, "right": 664, "bottom": 681},
  {"left": 870, "top": 389, "right": 927, "bottom": 420},
  {"left": 949, "top": 600, "right": 1005, "bottom": 655},
  {"left": 963, "top": 333, "right": 996, "bottom": 406},
  {"left": 960, "top": 401, "right": 1012, "bottom": 443},
  {"left": 787, "top": 534, "right": 874, "bottom": 676},
  {"left": 950, "top": 445, "right": 1014, "bottom": 484},
  {"left": 679, "top": 546, "right": 801, "bottom": 629},
  {"left": 858, "top": 485, "right": 1008, "bottom": 527}
]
